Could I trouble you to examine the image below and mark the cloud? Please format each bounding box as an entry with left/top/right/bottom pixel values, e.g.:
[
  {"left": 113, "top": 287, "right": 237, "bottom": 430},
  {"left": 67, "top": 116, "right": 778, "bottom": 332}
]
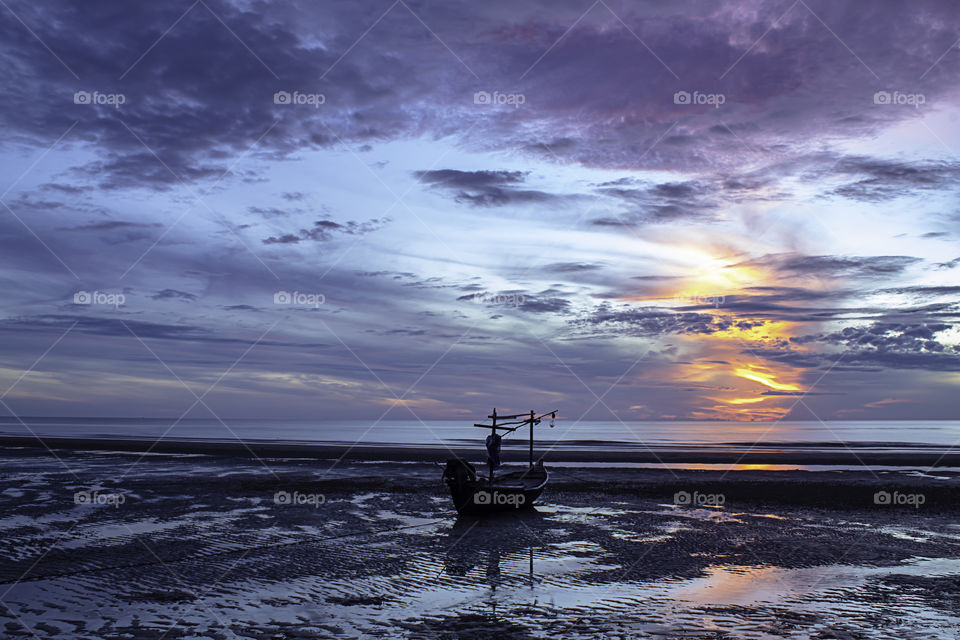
[
  {"left": 543, "top": 262, "right": 604, "bottom": 273},
  {"left": 57, "top": 221, "right": 162, "bottom": 232},
  {"left": 878, "top": 285, "right": 960, "bottom": 297},
  {"left": 459, "top": 289, "right": 572, "bottom": 314},
  {"left": 415, "top": 170, "right": 527, "bottom": 189},
  {"left": 1, "top": 0, "right": 958, "bottom": 194},
  {"left": 577, "top": 302, "right": 731, "bottom": 337},
  {"left": 222, "top": 304, "right": 261, "bottom": 312},
  {"left": 414, "top": 169, "right": 562, "bottom": 207},
  {"left": 826, "top": 158, "right": 960, "bottom": 202},
  {"left": 735, "top": 253, "right": 922, "bottom": 279},
  {"left": 789, "top": 321, "right": 960, "bottom": 371},
  {"left": 4, "top": 314, "right": 208, "bottom": 342},
  {"left": 1, "top": 314, "right": 329, "bottom": 349},
  {"left": 593, "top": 179, "right": 719, "bottom": 225},
  {"left": 40, "top": 183, "right": 92, "bottom": 194},
  {"left": 248, "top": 206, "right": 298, "bottom": 218},
  {"left": 151, "top": 289, "right": 198, "bottom": 301},
  {"left": 263, "top": 218, "right": 388, "bottom": 244},
  {"left": 519, "top": 297, "right": 571, "bottom": 313},
  {"left": 262, "top": 233, "right": 302, "bottom": 245}
]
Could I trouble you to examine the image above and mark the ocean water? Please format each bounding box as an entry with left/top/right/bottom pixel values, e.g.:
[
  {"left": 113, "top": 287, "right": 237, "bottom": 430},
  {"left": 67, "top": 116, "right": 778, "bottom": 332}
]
[{"left": 1, "top": 417, "right": 959, "bottom": 451}]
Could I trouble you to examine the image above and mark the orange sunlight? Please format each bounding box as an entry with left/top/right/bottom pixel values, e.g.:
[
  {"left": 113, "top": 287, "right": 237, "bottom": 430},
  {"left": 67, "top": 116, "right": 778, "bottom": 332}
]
[
  {"left": 724, "top": 397, "right": 769, "bottom": 405},
  {"left": 734, "top": 368, "right": 802, "bottom": 392}
]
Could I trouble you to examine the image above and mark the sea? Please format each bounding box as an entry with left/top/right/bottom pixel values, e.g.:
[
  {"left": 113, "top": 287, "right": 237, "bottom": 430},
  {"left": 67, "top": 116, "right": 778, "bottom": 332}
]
[{"left": 2, "top": 417, "right": 958, "bottom": 451}]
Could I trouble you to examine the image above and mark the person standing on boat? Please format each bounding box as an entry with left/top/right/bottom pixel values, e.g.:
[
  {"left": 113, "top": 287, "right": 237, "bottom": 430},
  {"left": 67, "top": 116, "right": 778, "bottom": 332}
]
[{"left": 485, "top": 430, "right": 502, "bottom": 477}]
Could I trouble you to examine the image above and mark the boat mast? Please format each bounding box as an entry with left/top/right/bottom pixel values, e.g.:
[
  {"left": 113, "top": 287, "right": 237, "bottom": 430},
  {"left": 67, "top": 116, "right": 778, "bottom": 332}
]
[
  {"left": 490, "top": 408, "right": 497, "bottom": 481},
  {"left": 529, "top": 409, "right": 534, "bottom": 468}
]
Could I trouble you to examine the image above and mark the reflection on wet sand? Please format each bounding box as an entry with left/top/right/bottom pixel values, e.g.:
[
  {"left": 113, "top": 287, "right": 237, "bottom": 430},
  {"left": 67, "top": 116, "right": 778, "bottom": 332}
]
[
  {"left": 431, "top": 505, "right": 960, "bottom": 639},
  {"left": 443, "top": 512, "right": 542, "bottom": 591}
]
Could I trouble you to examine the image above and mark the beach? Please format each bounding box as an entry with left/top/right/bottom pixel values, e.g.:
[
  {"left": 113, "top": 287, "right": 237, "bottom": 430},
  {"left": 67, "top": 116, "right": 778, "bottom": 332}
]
[{"left": 1, "top": 446, "right": 959, "bottom": 639}]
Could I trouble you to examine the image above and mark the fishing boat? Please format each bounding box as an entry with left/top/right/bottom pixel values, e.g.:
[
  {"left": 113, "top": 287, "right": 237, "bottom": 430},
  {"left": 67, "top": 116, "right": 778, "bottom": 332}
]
[{"left": 442, "top": 408, "right": 557, "bottom": 515}]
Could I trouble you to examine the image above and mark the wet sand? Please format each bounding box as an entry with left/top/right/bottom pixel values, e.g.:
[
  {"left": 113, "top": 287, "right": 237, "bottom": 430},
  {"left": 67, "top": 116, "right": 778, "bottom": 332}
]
[
  {"left": 0, "top": 447, "right": 959, "bottom": 638},
  {"left": 2, "top": 434, "right": 960, "bottom": 466}
]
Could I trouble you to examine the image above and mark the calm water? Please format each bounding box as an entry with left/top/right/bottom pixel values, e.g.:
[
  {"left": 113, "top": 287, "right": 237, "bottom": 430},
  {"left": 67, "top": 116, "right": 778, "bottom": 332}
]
[{"left": 1, "top": 417, "right": 959, "bottom": 450}]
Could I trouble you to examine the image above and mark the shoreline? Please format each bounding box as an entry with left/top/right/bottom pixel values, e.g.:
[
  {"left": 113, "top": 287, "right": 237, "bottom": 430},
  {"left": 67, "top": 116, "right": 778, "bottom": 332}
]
[{"left": 3, "top": 434, "right": 960, "bottom": 466}]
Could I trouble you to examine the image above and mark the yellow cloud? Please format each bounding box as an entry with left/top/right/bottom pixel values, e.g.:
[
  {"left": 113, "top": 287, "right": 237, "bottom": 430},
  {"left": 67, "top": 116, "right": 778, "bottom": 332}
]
[
  {"left": 734, "top": 368, "right": 801, "bottom": 392},
  {"left": 723, "top": 396, "right": 768, "bottom": 405}
]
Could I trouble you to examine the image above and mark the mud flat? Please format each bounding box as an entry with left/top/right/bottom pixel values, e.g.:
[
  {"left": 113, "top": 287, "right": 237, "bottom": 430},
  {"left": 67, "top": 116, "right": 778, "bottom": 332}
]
[{"left": 0, "top": 448, "right": 958, "bottom": 639}]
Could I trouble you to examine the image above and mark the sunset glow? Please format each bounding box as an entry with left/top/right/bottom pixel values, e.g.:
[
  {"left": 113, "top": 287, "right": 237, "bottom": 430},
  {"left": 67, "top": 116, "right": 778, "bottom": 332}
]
[{"left": 734, "top": 369, "right": 803, "bottom": 393}]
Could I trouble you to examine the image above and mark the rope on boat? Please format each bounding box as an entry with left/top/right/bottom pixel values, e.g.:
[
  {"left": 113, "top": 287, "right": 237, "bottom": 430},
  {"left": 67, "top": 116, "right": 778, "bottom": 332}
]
[{"left": 0, "top": 517, "right": 452, "bottom": 586}]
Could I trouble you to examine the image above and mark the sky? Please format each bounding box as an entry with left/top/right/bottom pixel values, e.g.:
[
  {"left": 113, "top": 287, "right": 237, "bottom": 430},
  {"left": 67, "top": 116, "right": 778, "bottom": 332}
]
[{"left": 0, "top": 0, "right": 958, "bottom": 424}]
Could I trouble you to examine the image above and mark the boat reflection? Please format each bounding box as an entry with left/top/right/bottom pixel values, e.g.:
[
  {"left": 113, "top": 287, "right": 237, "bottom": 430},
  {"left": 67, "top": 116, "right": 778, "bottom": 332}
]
[{"left": 441, "top": 510, "right": 545, "bottom": 591}]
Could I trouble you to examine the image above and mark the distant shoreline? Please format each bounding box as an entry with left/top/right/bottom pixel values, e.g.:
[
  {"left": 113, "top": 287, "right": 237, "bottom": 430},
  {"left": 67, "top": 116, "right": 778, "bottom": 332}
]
[{"left": 2, "top": 435, "right": 960, "bottom": 466}]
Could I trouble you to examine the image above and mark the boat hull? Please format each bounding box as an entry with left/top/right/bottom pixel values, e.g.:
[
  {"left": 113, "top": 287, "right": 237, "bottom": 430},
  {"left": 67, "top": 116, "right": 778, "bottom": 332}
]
[{"left": 443, "top": 460, "right": 548, "bottom": 515}]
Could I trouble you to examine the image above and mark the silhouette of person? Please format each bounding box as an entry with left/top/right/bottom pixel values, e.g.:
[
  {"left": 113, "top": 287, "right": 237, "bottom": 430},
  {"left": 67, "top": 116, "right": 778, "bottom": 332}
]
[{"left": 485, "top": 431, "right": 502, "bottom": 476}]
